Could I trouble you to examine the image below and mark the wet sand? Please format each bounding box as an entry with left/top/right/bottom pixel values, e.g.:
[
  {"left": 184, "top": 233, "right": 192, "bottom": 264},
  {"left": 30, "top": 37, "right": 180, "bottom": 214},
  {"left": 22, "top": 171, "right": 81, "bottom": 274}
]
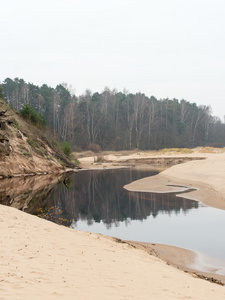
[{"left": 127, "top": 242, "right": 225, "bottom": 285}]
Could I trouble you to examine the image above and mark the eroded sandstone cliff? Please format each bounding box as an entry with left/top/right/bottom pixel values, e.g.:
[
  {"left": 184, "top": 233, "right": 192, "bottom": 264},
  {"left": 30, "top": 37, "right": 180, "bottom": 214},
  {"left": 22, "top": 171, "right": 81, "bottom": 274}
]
[{"left": 0, "top": 99, "right": 76, "bottom": 178}]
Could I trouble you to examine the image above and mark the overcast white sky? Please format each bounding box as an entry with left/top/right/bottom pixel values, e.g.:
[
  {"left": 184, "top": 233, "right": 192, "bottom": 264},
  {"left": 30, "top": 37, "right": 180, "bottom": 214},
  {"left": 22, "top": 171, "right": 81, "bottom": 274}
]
[{"left": 1, "top": 0, "right": 225, "bottom": 119}]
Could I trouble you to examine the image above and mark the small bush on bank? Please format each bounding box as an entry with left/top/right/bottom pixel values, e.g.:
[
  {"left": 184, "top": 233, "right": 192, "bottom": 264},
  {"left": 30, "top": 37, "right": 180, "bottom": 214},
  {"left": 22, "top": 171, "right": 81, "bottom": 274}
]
[
  {"left": 20, "top": 104, "right": 46, "bottom": 127},
  {"left": 71, "top": 156, "right": 80, "bottom": 166},
  {"left": 94, "top": 154, "right": 105, "bottom": 163},
  {"left": 87, "top": 143, "right": 101, "bottom": 153},
  {"left": 61, "top": 141, "right": 72, "bottom": 157}
]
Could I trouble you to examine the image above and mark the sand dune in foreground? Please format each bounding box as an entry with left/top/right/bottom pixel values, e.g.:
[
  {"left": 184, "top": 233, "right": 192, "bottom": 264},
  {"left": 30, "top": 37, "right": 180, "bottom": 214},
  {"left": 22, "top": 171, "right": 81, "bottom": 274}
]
[{"left": 0, "top": 203, "right": 225, "bottom": 300}]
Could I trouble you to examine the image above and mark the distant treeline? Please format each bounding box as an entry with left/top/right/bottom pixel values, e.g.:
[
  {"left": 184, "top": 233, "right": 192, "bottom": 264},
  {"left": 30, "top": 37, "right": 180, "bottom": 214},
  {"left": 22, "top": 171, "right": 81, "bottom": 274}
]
[{"left": 1, "top": 77, "right": 225, "bottom": 150}]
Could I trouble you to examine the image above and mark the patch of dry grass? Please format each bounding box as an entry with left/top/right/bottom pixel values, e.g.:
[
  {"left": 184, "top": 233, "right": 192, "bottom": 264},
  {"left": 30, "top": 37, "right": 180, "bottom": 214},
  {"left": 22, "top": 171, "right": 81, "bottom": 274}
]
[
  {"left": 102, "top": 150, "right": 139, "bottom": 156},
  {"left": 74, "top": 146, "right": 225, "bottom": 160},
  {"left": 196, "top": 147, "right": 225, "bottom": 153},
  {"left": 74, "top": 149, "right": 139, "bottom": 158},
  {"left": 73, "top": 151, "right": 95, "bottom": 158},
  {"left": 156, "top": 148, "right": 193, "bottom": 154}
]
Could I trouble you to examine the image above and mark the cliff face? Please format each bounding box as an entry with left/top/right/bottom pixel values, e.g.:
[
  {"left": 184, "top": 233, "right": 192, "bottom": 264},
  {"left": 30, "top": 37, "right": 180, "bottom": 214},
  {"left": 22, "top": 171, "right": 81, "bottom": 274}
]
[{"left": 0, "top": 99, "right": 75, "bottom": 178}]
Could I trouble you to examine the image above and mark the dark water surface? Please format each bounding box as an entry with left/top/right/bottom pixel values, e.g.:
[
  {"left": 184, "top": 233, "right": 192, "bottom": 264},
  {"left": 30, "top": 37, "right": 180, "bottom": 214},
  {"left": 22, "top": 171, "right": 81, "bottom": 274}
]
[{"left": 28, "top": 167, "right": 225, "bottom": 275}]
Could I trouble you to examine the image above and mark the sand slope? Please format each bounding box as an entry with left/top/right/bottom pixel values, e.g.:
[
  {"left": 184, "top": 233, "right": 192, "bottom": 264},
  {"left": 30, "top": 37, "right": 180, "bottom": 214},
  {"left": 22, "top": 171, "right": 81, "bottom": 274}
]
[{"left": 1, "top": 204, "right": 225, "bottom": 300}]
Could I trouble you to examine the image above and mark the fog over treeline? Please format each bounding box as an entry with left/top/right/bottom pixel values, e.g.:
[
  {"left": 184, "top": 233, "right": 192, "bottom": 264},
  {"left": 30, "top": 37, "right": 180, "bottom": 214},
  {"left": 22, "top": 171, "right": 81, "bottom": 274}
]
[{"left": 1, "top": 77, "right": 225, "bottom": 151}]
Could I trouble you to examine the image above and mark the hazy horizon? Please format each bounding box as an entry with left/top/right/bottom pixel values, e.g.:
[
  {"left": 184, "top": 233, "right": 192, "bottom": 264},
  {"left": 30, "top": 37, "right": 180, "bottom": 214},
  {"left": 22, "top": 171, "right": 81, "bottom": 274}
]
[{"left": 1, "top": 0, "right": 225, "bottom": 119}]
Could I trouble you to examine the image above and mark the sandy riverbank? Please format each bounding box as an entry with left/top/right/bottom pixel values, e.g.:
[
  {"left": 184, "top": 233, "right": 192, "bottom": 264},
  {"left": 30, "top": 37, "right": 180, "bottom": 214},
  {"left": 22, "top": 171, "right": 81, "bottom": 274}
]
[
  {"left": 1, "top": 204, "right": 225, "bottom": 300},
  {"left": 122, "top": 151, "right": 225, "bottom": 282},
  {"left": 1, "top": 149, "right": 225, "bottom": 299},
  {"left": 80, "top": 149, "right": 225, "bottom": 283},
  {"left": 79, "top": 149, "right": 225, "bottom": 210},
  {"left": 124, "top": 151, "right": 225, "bottom": 210}
]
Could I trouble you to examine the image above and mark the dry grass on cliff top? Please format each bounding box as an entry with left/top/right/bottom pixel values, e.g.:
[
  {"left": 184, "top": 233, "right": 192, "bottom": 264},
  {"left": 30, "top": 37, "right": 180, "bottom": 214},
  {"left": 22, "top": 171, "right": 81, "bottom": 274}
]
[{"left": 74, "top": 147, "right": 225, "bottom": 159}]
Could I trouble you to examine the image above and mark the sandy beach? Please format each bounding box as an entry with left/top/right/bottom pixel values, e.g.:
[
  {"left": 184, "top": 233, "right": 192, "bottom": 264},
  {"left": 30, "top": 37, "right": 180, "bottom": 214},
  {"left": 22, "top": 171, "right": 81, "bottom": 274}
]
[
  {"left": 1, "top": 149, "right": 225, "bottom": 299},
  {"left": 124, "top": 151, "right": 225, "bottom": 210}
]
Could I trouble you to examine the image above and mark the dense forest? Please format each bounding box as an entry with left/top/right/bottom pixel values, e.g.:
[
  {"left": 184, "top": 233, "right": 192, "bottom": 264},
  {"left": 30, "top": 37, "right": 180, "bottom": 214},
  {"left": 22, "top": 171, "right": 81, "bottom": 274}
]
[{"left": 1, "top": 77, "right": 225, "bottom": 151}]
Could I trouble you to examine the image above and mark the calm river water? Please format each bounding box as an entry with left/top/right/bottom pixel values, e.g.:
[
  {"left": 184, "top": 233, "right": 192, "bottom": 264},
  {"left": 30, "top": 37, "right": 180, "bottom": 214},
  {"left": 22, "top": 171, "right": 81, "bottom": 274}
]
[{"left": 30, "top": 167, "right": 225, "bottom": 275}]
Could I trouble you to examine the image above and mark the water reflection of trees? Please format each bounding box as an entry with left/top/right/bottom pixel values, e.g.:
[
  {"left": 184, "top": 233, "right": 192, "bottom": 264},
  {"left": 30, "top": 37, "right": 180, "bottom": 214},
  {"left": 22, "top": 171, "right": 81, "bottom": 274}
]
[{"left": 37, "top": 169, "right": 198, "bottom": 228}]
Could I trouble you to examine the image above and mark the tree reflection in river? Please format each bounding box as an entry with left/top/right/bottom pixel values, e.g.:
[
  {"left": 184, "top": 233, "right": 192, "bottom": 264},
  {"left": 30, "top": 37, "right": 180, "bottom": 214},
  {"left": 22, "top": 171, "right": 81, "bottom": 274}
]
[{"left": 29, "top": 168, "right": 198, "bottom": 228}]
